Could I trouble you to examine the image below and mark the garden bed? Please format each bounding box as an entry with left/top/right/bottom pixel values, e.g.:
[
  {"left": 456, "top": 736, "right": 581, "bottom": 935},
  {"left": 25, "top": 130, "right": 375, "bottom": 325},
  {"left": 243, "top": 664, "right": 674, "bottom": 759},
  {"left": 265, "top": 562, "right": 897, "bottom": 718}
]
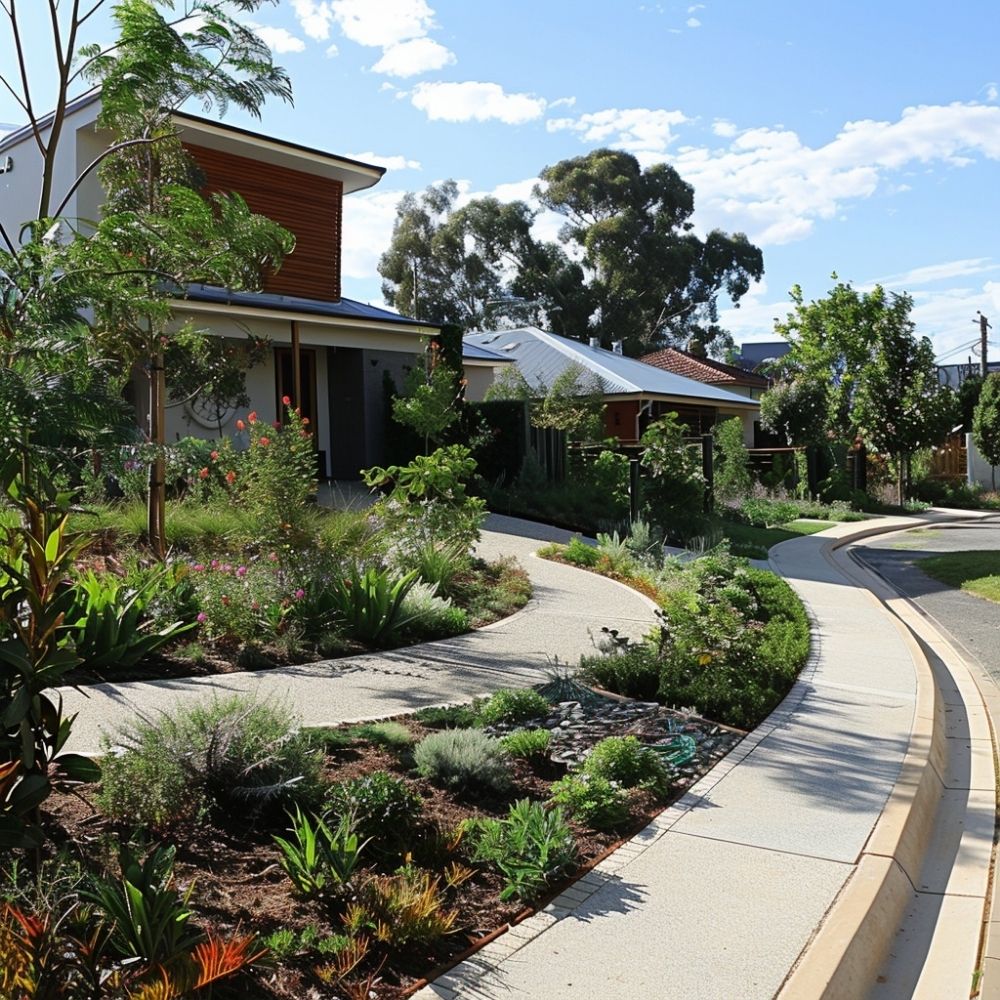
[{"left": 21, "top": 688, "right": 743, "bottom": 999}]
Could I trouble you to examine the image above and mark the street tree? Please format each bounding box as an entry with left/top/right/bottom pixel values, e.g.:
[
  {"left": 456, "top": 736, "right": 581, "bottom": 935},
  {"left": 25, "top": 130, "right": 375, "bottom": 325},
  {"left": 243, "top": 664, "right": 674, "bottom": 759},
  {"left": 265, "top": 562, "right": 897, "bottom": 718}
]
[
  {"left": 853, "top": 306, "right": 955, "bottom": 504},
  {"left": 773, "top": 278, "right": 892, "bottom": 442},
  {"left": 973, "top": 373, "right": 1000, "bottom": 490}
]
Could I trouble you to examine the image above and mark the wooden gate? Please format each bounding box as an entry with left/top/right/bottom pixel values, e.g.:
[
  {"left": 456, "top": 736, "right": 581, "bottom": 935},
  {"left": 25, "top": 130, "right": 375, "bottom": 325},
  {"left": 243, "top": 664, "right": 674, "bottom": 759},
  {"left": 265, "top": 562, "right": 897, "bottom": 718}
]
[{"left": 929, "top": 433, "right": 967, "bottom": 482}]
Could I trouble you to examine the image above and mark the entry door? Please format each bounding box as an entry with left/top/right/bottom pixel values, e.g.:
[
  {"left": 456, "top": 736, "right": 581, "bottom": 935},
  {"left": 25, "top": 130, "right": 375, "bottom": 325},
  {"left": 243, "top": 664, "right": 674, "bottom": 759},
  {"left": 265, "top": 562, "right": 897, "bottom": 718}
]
[{"left": 275, "top": 347, "right": 318, "bottom": 433}]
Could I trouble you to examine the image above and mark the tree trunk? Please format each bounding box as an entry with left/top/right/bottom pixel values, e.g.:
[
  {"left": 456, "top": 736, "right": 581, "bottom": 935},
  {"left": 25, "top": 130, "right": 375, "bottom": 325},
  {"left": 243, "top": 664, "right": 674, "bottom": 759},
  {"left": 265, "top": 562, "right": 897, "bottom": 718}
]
[
  {"left": 897, "top": 456, "right": 904, "bottom": 508},
  {"left": 147, "top": 349, "right": 167, "bottom": 559}
]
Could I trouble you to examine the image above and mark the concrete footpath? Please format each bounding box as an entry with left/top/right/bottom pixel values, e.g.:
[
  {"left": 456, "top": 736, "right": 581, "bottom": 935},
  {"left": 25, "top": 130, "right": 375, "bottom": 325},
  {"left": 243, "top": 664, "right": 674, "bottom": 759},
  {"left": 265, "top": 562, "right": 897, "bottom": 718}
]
[
  {"left": 58, "top": 513, "right": 659, "bottom": 753},
  {"left": 415, "top": 514, "right": 997, "bottom": 1000}
]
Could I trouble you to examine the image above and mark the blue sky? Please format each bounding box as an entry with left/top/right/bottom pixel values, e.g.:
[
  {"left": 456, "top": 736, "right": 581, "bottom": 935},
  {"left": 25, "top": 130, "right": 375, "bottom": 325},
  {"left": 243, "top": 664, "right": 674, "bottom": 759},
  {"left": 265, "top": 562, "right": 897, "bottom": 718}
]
[{"left": 2, "top": 1, "right": 1000, "bottom": 363}]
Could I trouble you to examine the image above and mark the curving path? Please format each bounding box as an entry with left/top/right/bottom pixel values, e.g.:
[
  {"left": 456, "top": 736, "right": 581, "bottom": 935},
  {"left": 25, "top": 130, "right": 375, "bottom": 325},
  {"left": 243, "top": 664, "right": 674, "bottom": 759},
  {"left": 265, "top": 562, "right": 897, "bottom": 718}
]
[
  {"left": 416, "top": 513, "right": 997, "bottom": 1000},
  {"left": 58, "top": 513, "right": 658, "bottom": 753}
]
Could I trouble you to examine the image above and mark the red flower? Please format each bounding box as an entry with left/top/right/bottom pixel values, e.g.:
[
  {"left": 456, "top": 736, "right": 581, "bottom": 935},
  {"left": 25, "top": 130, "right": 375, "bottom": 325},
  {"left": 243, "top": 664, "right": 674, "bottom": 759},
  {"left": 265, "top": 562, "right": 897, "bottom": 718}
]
[
  {"left": 282, "top": 395, "right": 291, "bottom": 406},
  {"left": 259, "top": 436, "right": 270, "bottom": 447},
  {"left": 235, "top": 419, "right": 245, "bottom": 432},
  {"left": 198, "top": 467, "right": 209, "bottom": 480},
  {"left": 210, "top": 450, "right": 219, "bottom": 461},
  {"left": 248, "top": 410, "right": 258, "bottom": 424},
  {"left": 272, "top": 420, "right": 281, "bottom": 430},
  {"left": 302, "top": 417, "right": 310, "bottom": 426},
  {"left": 226, "top": 470, "right": 237, "bottom": 484}
]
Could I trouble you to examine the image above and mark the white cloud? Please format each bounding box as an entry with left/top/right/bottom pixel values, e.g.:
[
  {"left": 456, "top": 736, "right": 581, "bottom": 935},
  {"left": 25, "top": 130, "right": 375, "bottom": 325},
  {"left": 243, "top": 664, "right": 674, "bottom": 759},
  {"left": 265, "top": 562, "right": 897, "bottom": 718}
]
[
  {"left": 372, "top": 38, "right": 455, "bottom": 77},
  {"left": 346, "top": 151, "right": 422, "bottom": 171},
  {"left": 253, "top": 25, "right": 306, "bottom": 54},
  {"left": 340, "top": 188, "right": 406, "bottom": 280},
  {"left": 985, "top": 82, "right": 999, "bottom": 102},
  {"left": 664, "top": 101, "right": 1000, "bottom": 247},
  {"left": 688, "top": 3, "right": 705, "bottom": 10},
  {"left": 325, "top": 43, "right": 339, "bottom": 57},
  {"left": 411, "top": 81, "right": 547, "bottom": 124},
  {"left": 290, "top": 0, "right": 335, "bottom": 40},
  {"left": 550, "top": 96, "right": 577, "bottom": 110},
  {"left": 331, "top": 0, "right": 434, "bottom": 48},
  {"left": 547, "top": 107, "right": 688, "bottom": 153},
  {"left": 712, "top": 119, "right": 738, "bottom": 138},
  {"left": 875, "top": 258, "right": 1000, "bottom": 289},
  {"left": 686, "top": 17, "right": 702, "bottom": 28}
]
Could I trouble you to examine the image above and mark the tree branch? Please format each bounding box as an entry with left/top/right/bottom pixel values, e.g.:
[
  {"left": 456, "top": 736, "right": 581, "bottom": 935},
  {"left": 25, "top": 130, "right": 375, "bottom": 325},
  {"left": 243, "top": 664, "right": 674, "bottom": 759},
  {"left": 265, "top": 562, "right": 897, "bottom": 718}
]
[
  {"left": 9, "top": 1, "right": 46, "bottom": 160},
  {"left": 51, "top": 134, "right": 167, "bottom": 219}
]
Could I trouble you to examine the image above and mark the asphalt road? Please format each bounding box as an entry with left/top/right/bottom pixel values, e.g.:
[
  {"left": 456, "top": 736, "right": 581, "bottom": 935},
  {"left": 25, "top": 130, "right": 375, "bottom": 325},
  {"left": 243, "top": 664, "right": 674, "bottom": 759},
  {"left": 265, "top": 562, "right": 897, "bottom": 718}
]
[{"left": 852, "top": 517, "right": 1000, "bottom": 681}]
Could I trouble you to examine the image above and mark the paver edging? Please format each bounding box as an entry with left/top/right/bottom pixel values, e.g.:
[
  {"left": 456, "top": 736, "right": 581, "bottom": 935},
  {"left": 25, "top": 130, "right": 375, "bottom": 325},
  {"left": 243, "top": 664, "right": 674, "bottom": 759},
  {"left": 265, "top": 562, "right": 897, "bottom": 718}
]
[{"left": 778, "top": 520, "right": 995, "bottom": 999}]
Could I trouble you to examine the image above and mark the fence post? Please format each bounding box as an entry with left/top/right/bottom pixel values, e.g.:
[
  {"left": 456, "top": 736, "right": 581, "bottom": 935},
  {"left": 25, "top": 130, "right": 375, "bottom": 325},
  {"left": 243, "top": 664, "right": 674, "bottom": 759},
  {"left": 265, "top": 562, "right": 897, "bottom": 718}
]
[
  {"left": 629, "top": 458, "right": 641, "bottom": 524},
  {"left": 701, "top": 434, "right": 714, "bottom": 512}
]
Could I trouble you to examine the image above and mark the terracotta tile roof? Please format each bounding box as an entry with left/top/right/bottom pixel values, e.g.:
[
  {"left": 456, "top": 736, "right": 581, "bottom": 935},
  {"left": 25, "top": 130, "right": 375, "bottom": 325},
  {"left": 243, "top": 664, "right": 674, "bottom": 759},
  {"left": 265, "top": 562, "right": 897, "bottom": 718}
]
[{"left": 639, "top": 347, "right": 770, "bottom": 389}]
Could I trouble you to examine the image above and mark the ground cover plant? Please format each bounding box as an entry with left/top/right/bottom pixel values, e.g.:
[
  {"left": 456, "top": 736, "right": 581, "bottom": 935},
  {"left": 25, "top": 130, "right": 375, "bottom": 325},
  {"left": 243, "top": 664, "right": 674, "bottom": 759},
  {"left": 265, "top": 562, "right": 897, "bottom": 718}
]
[
  {"left": 918, "top": 551, "right": 1000, "bottom": 604},
  {"left": 15, "top": 685, "right": 737, "bottom": 999}
]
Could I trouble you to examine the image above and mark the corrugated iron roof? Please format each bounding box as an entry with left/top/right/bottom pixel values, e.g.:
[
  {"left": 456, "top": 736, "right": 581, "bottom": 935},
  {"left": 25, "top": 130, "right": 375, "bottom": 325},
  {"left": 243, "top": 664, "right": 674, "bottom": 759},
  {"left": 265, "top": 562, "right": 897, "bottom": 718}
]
[
  {"left": 465, "top": 328, "right": 759, "bottom": 408},
  {"left": 462, "top": 341, "right": 514, "bottom": 362}
]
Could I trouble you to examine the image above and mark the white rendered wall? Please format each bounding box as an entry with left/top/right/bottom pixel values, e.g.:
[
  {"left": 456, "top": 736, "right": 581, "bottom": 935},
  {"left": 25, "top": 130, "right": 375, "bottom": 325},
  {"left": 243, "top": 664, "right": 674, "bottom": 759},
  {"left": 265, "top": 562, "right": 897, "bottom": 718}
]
[{"left": 967, "top": 434, "right": 999, "bottom": 489}]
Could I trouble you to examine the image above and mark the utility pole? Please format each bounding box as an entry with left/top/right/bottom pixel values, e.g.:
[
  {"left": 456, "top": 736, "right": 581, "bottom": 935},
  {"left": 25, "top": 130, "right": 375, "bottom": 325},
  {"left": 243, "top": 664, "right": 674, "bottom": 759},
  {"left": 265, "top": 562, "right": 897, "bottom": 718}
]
[{"left": 977, "top": 311, "right": 991, "bottom": 378}]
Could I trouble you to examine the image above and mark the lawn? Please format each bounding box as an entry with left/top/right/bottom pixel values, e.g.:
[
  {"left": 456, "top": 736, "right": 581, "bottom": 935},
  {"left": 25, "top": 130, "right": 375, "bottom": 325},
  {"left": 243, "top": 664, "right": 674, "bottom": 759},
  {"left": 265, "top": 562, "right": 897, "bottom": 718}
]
[
  {"left": 722, "top": 518, "right": 831, "bottom": 559},
  {"left": 918, "top": 550, "right": 1000, "bottom": 604}
]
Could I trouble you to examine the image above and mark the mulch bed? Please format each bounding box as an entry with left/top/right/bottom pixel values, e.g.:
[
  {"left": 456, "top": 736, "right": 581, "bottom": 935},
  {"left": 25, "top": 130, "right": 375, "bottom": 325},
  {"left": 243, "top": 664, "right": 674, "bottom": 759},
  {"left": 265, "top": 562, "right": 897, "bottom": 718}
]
[{"left": 38, "top": 704, "right": 742, "bottom": 999}]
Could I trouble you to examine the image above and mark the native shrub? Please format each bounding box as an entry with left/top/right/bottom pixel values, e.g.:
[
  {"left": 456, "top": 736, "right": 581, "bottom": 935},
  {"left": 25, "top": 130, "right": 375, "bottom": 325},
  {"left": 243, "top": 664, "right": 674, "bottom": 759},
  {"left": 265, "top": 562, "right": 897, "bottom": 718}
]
[
  {"left": 465, "top": 799, "right": 577, "bottom": 901},
  {"left": 582, "top": 736, "right": 672, "bottom": 799},
  {"left": 549, "top": 773, "right": 630, "bottom": 831},
  {"left": 476, "top": 688, "right": 550, "bottom": 727},
  {"left": 413, "top": 730, "right": 512, "bottom": 795}
]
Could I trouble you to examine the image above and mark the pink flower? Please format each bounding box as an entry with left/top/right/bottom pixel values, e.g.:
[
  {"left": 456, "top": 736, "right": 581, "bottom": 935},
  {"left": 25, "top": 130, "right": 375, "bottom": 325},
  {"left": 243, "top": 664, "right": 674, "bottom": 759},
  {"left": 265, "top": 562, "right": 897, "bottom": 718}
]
[
  {"left": 197, "top": 612, "right": 207, "bottom": 623},
  {"left": 258, "top": 436, "right": 270, "bottom": 447},
  {"left": 282, "top": 395, "right": 291, "bottom": 406},
  {"left": 210, "top": 450, "right": 219, "bottom": 461},
  {"left": 235, "top": 419, "right": 245, "bottom": 432},
  {"left": 272, "top": 420, "right": 281, "bottom": 430},
  {"left": 251, "top": 600, "right": 260, "bottom": 611},
  {"left": 210, "top": 559, "right": 220, "bottom": 569},
  {"left": 193, "top": 564, "right": 205, "bottom": 572},
  {"left": 294, "top": 588, "right": 305, "bottom": 600},
  {"left": 226, "top": 470, "right": 237, "bottom": 484},
  {"left": 236, "top": 566, "right": 247, "bottom": 578},
  {"left": 268, "top": 551, "right": 278, "bottom": 562},
  {"left": 248, "top": 410, "right": 258, "bottom": 424},
  {"left": 198, "top": 467, "right": 209, "bottom": 480}
]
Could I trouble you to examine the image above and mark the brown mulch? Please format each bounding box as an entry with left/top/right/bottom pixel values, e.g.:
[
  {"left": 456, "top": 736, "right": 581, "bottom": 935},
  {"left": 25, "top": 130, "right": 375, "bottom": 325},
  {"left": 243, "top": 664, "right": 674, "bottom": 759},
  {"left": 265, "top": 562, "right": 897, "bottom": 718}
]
[{"left": 38, "top": 717, "right": 708, "bottom": 1000}]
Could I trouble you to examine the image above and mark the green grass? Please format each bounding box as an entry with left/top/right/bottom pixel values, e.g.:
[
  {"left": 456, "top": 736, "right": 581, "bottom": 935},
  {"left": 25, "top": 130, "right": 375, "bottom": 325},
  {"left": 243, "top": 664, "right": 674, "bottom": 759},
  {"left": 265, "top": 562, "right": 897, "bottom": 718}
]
[
  {"left": 919, "top": 551, "right": 1000, "bottom": 604},
  {"left": 723, "top": 519, "right": 830, "bottom": 559}
]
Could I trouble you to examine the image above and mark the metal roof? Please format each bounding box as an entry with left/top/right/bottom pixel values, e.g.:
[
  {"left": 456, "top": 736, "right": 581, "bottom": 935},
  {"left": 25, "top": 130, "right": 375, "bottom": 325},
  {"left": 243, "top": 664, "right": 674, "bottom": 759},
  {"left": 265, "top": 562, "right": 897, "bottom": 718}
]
[
  {"left": 183, "top": 284, "right": 435, "bottom": 328},
  {"left": 462, "top": 341, "right": 514, "bottom": 363},
  {"left": 465, "top": 327, "right": 759, "bottom": 408}
]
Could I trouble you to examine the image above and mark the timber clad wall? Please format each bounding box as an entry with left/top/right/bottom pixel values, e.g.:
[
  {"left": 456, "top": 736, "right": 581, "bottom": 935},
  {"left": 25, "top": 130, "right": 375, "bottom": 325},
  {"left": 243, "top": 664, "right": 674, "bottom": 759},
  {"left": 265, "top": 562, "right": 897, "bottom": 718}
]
[{"left": 184, "top": 143, "right": 343, "bottom": 302}]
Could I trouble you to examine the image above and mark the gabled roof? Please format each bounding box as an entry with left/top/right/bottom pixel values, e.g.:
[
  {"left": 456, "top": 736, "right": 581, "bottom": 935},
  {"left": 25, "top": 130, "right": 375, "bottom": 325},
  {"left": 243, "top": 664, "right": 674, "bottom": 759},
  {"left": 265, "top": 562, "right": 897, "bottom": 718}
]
[
  {"left": 0, "top": 89, "right": 385, "bottom": 193},
  {"left": 182, "top": 284, "right": 434, "bottom": 328},
  {"left": 639, "top": 347, "right": 770, "bottom": 389},
  {"left": 465, "top": 328, "right": 759, "bottom": 408}
]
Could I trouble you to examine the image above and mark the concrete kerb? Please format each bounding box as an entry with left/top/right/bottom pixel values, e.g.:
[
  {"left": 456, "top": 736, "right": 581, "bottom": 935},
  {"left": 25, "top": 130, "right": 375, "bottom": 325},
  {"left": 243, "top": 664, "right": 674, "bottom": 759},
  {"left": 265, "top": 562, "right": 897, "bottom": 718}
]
[{"left": 778, "top": 518, "right": 997, "bottom": 999}]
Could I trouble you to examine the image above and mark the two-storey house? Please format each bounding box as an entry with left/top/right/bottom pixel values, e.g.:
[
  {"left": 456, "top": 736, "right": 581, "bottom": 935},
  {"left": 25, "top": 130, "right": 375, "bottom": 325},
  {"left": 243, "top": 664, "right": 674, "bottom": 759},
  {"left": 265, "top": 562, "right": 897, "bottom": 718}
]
[{"left": 0, "top": 92, "right": 437, "bottom": 478}]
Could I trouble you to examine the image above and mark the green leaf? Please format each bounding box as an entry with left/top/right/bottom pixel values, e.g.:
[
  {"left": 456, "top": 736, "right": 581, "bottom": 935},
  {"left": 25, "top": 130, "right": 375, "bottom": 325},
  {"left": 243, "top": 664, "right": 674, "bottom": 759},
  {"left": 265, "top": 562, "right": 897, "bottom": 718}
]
[{"left": 53, "top": 752, "right": 102, "bottom": 784}]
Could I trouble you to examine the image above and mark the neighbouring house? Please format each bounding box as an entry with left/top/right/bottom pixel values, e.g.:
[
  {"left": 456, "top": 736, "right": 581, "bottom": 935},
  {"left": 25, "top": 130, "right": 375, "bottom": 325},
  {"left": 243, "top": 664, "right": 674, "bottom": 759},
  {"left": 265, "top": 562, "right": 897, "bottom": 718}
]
[
  {"left": 639, "top": 346, "right": 771, "bottom": 400},
  {"left": 461, "top": 340, "right": 516, "bottom": 401},
  {"left": 464, "top": 327, "right": 760, "bottom": 444},
  {"left": 0, "top": 92, "right": 439, "bottom": 479},
  {"left": 733, "top": 340, "right": 791, "bottom": 370}
]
